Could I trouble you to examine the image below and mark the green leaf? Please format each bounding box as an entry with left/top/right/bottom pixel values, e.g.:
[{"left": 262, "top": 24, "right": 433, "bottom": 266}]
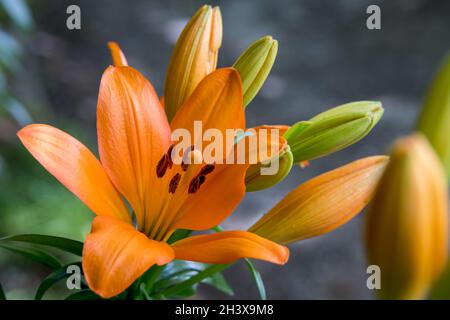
[
  {"left": 203, "top": 270, "right": 234, "bottom": 296},
  {"left": 167, "top": 229, "right": 192, "bottom": 244},
  {"left": 244, "top": 259, "right": 266, "bottom": 300},
  {"left": 429, "top": 263, "right": 450, "bottom": 299},
  {"left": 35, "top": 262, "right": 82, "bottom": 300},
  {"left": 0, "top": 282, "right": 6, "bottom": 300},
  {"left": 155, "top": 261, "right": 230, "bottom": 297},
  {"left": 0, "top": 242, "right": 61, "bottom": 269},
  {"left": 1, "top": 234, "right": 83, "bottom": 256},
  {"left": 139, "top": 283, "right": 153, "bottom": 300},
  {"left": 153, "top": 261, "right": 203, "bottom": 298},
  {"left": 0, "top": 0, "right": 34, "bottom": 31},
  {"left": 65, "top": 289, "right": 101, "bottom": 300}
]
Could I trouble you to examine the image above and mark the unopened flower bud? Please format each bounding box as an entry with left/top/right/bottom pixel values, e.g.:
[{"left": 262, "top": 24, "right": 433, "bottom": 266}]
[
  {"left": 233, "top": 36, "right": 278, "bottom": 107},
  {"left": 284, "top": 101, "right": 383, "bottom": 163},
  {"left": 365, "top": 134, "right": 448, "bottom": 300},
  {"left": 164, "top": 5, "right": 222, "bottom": 121}
]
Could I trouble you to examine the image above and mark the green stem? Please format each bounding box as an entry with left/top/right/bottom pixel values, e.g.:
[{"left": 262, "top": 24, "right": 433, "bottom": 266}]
[{"left": 156, "top": 264, "right": 230, "bottom": 297}]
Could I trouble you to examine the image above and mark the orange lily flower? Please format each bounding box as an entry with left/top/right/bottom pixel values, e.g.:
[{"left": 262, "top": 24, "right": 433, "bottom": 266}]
[
  {"left": 17, "top": 66, "right": 289, "bottom": 298},
  {"left": 108, "top": 42, "right": 290, "bottom": 191}
]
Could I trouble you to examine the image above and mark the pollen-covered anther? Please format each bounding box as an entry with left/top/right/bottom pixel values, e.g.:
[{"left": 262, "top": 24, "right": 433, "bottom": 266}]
[
  {"left": 156, "top": 145, "right": 175, "bottom": 178},
  {"left": 188, "top": 175, "right": 206, "bottom": 194},
  {"left": 156, "top": 154, "right": 170, "bottom": 178},
  {"left": 199, "top": 164, "right": 215, "bottom": 175},
  {"left": 168, "top": 173, "right": 181, "bottom": 194}
]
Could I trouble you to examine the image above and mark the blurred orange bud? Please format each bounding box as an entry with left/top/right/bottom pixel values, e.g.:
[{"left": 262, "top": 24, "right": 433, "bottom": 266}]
[
  {"left": 249, "top": 156, "right": 388, "bottom": 244},
  {"left": 365, "top": 133, "right": 449, "bottom": 300}
]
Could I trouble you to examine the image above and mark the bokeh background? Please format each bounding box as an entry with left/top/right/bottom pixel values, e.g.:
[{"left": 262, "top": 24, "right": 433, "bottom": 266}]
[{"left": 0, "top": 0, "right": 449, "bottom": 299}]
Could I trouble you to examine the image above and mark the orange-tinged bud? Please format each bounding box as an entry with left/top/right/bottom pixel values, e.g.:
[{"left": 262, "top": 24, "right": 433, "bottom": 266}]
[
  {"left": 164, "top": 5, "right": 222, "bottom": 121},
  {"left": 365, "top": 134, "right": 449, "bottom": 300},
  {"left": 249, "top": 156, "right": 388, "bottom": 244}
]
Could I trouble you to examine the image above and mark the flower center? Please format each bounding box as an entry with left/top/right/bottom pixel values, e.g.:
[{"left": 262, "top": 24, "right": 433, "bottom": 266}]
[
  {"left": 149, "top": 145, "right": 215, "bottom": 241},
  {"left": 156, "top": 145, "right": 215, "bottom": 194}
]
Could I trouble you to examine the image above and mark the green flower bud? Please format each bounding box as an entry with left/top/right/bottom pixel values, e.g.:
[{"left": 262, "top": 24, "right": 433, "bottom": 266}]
[
  {"left": 284, "top": 101, "right": 383, "bottom": 163},
  {"left": 245, "top": 146, "right": 293, "bottom": 192},
  {"left": 417, "top": 53, "right": 450, "bottom": 179},
  {"left": 233, "top": 36, "right": 278, "bottom": 107}
]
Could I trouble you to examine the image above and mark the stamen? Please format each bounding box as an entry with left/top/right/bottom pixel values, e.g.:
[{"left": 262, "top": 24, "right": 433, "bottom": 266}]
[
  {"left": 199, "top": 164, "right": 215, "bottom": 176},
  {"left": 156, "top": 154, "right": 170, "bottom": 178},
  {"left": 166, "top": 144, "right": 175, "bottom": 167},
  {"left": 156, "top": 145, "right": 175, "bottom": 178},
  {"left": 188, "top": 175, "right": 206, "bottom": 194},
  {"left": 168, "top": 173, "right": 181, "bottom": 194}
]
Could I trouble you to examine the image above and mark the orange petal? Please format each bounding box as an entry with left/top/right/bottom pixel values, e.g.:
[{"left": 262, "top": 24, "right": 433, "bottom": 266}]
[
  {"left": 172, "top": 231, "right": 289, "bottom": 265},
  {"left": 170, "top": 162, "right": 248, "bottom": 231},
  {"left": 243, "top": 125, "right": 288, "bottom": 164},
  {"left": 97, "top": 66, "right": 171, "bottom": 231},
  {"left": 164, "top": 68, "right": 247, "bottom": 231},
  {"left": 17, "top": 124, "right": 130, "bottom": 223},
  {"left": 107, "top": 42, "right": 128, "bottom": 67},
  {"left": 170, "top": 68, "right": 245, "bottom": 139},
  {"left": 83, "top": 216, "right": 174, "bottom": 298}
]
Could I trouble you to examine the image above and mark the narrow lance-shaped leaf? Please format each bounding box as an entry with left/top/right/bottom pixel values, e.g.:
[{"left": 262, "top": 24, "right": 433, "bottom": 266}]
[
  {"left": 0, "top": 242, "right": 61, "bottom": 269},
  {"left": 244, "top": 259, "right": 266, "bottom": 300},
  {"left": 35, "top": 262, "right": 83, "bottom": 300},
  {"left": 1, "top": 234, "right": 83, "bottom": 256}
]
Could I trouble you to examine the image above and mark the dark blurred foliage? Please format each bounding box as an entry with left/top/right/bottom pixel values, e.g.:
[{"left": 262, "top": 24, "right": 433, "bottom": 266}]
[{"left": 0, "top": 0, "right": 449, "bottom": 299}]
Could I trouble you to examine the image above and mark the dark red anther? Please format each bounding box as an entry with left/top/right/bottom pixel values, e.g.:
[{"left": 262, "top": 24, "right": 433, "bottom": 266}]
[
  {"left": 166, "top": 144, "right": 175, "bottom": 167},
  {"left": 188, "top": 175, "right": 206, "bottom": 194},
  {"left": 156, "top": 153, "right": 170, "bottom": 178},
  {"left": 168, "top": 173, "right": 181, "bottom": 194},
  {"left": 156, "top": 145, "right": 176, "bottom": 178},
  {"left": 181, "top": 161, "right": 189, "bottom": 171},
  {"left": 199, "top": 164, "right": 215, "bottom": 176}
]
